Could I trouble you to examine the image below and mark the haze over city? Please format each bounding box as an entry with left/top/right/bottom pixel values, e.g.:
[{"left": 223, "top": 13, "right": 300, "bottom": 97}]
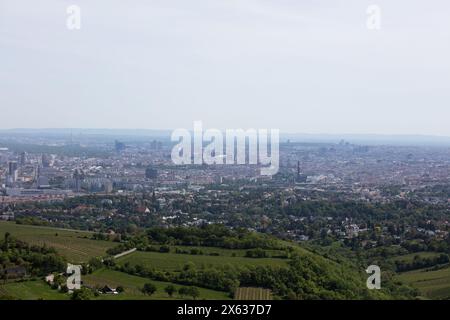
[{"left": 1, "top": 0, "right": 450, "bottom": 135}]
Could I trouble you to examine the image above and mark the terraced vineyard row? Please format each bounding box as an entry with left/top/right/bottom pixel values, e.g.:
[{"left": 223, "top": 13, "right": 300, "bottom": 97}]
[
  {"left": 0, "top": 221, "right": 115, "bottom": 263},
  {"left": 234, "top": 287, "right": 272, "bottom": 300}
]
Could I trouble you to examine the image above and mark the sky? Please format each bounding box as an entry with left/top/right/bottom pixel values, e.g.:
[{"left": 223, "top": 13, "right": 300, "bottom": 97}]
[{"left": 1, "top": 0, "right": 450, "bottom": 135}]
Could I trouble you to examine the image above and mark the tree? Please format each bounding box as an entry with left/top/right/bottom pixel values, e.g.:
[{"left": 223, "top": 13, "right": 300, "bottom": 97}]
[
  {"left": 71, "top": 287, "right": 94, "bottom": 300},
  {"left": 178, "top": 287, "right": 189, "bottom": 298},
  {"left": 105, "top": 258, "right": 116, "bottom": 267},
  {"left": 142, "top": 283, "right": 157, "bottom": 296},
  {"left": 116, "top": 286, "right": 125, "bottom": 293},
  {"left": 88, "top": 257, "right": 103, "bottom": 272},
  {"left": 81, "top": 263, "right": 91, "bottom": 275},
  {"left": 53, "top": 274, "right": 66, "bottom": 287},
  {"left": 1, "top": 271, "right": 7, "bottom": 285},
  {"left": 3, "top": 232, "right": 11, "bottom": 251},
  {"left": 187, "top": 286, "right": 200, "bottom": 300},
  {"left": 164, "top": 284, "right": 176, "bottom": 297}
]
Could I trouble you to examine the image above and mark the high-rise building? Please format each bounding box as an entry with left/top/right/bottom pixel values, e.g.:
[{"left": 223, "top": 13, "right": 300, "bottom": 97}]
[
  {"left": 150, "top": 140, "right": 162, "bottom": 150},
  {"left": 9, "top": 161, "right": 18, "bottom": 175},
  {"left": 20, "top": 151, "right": 27, "bottom": 165},
  {"left": 104, "top": 180, "right": 113, "bottom": 193},
  {"left": 115, "top": 140, "right": 126, "bottom": 152},
  {"left": 296, "top": 161, "right": 308, "bottom": 183},
  {"left": 8, "top": 161, "right": 18, "bottom": 181},
  {"left": 73, "top": 169, "right": 84, "bottom": 192},
  {"left": 42, "top": 154, "right": 51, "bottom": 167},
  {"left": 145, "top": 166, "right": 158, "bottom": 179},
  {"left": 7, "top": 161, "right": 19, "bottom": 186}
]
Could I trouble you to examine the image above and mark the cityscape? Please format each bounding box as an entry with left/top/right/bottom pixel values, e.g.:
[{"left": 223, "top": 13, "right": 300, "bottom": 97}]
[
  {"left": 1, "top": 0, "right": 450, "bottom": 315},
  {"left": 1, "top": 130, "right": 450, "bottom": 301}
]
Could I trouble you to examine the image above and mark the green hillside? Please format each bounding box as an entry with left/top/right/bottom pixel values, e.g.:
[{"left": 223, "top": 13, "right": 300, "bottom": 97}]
[
  {"left": 0, "top": 281, "right": 69, "bottom": 300},
  {"left": 83, "top": 269, "right": 230, "bottom": 300},
  {"left": 116, "top": 250, "right": 288, "bottom": 271},
  {"left": 396, "top": 266, "right": 450, "bottom": 299},
  {"left": 0, "top": 222, "right": 411, "bottom": 300},
  {"left": 0, "top": 221, "right": 115, "bottom": 263}
]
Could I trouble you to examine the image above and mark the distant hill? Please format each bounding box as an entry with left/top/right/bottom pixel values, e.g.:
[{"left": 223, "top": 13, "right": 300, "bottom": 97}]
[{"left": 2, "top": 128, "right": 450, "bottom": 146}]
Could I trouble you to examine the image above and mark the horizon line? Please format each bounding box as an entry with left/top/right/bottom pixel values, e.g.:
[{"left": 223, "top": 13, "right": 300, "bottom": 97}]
[{"left": 1, "top": 127, "right": 450, "bottom": 139}]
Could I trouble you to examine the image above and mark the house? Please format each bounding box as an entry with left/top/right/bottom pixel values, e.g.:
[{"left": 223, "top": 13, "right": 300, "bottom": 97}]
[
  {"left": 298, "top": 235, "right": 309, "bottom": 241},
  {"left": 45, "top": 274, "right": 55, "bottom": 284},
  {"left": 0, "top": 212, "right": 14, "bottom": 221},
  {"left": 136, "top": 206, "right": 152, "bottom": 214},
  {"left": 101, "top": 285, "right": 118, "bottom": 294}
]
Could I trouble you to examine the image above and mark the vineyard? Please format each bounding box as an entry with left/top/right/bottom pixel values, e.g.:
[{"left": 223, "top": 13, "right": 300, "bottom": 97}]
[
  {"left": 116, "top": 250, "right": 288, "bottom": 271},
  {"left": 83, "top": 269, "right": 230, "bottom": 300},
  {"left": 396, "top": 265, "right": 450, "bottom": 299},
  {"left": 234, "top": 287, "right": 272, "bottom": 300},
  {"left": 0, "top": 221, "right": 115, "bottom": 263}
]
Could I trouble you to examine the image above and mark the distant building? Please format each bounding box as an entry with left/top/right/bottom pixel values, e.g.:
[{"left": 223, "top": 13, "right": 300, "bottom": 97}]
[
  {"left": 8, "top": 161, "right": 18, "bottom": 178},
  {"left": 20, "top": 151, "right": 27, "bottom": 165},
  {"left": 115, "top": 140, "right": 126, "bottom": 152},
  {"left": 7, "top": 161, "right": 18, "bottom": 185},
  {"left": 81, "top": 177, "right": 113, "bottom": 193},
  {"left": 104, "top": 180, "right": 113, "bottom": 193},
  {"left": 151, "top": 140, "right": 162, "bottom": 150},
  {"left": 101, "top": 285, "right": 118, "bottom": 294},
  {"left": 101, "top": 199, "right": 113, "bottom": 206},
  {"left": 0, "top": 212, "right": 14, "bottom": 221},
  {"left": 296, "top": 161, "right": 308, "bottom": 183},
  {"left": 37, "top": 176, "right": 51, "bottom": 189},
  {"left": 145, "top": 166, "right": 158, "bottom": 179},
  {"left": 42, "top": 154, "right": 51, "bottom": 167},
  {"left": 73, "top": 169, "right": 84, "bottom": 192},
  {"left": 5, "top": 188, "right": 72, "bottom": 197}
]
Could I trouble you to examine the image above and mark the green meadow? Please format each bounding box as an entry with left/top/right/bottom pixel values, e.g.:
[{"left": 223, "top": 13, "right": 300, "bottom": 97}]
[
  {"left": 396, "top": 266, "right": 450, "bottom": 299},
  {"left": 0, "top": 269, "right": 230, "bottom": 300},
  {"left": 0, "top": 280, "right": 69, "bottom": 300},
  {"left": 0, "top": 221, "right": 115, "bottom": 263},
  {"left": 389, "top": 251, "right": 442, "bottom": 263},
  {"left": 116, "top": 250, "right": 288, "bottom": 271},
  {"left": 83, "top": 269, "right": 230, "bottom": 300},
  {"left": 165, "top": 245, "right": 287, "bottom": 258}
]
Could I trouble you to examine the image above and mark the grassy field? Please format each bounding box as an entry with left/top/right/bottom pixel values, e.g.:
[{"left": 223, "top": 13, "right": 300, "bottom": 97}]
[
  {"left": 0, "top": 269, "right": 230, "bottom": 300},
  {"left": 0, "top": 280, "right": 69, "bottom": 300},
  {"left": 83, "top": 269, "right": 230, "bottom": 300},
  {"left": 390, "top": 251, "right": 442, "bottom": 263},
  {"left": 0, "top": 221, "right": 115, "bottom": 263},
  {"left": 392, "top": 251, "right": 450, "bottom": 299},
  {"left": 116, "top": 250, "right": 288, "bottom": 271},
  {"left": 396, "top": 266, "right": 450, "bottom": 299},
  {"left": 167, "top": 245, "right": 287, "bottom": 258},
  {"left": 234, "top": 287, "right": 272, "bottom": 300}
]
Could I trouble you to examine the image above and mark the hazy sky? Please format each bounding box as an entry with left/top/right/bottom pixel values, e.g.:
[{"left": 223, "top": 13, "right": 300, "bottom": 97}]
[{"left": 1, "top": 0, "right": 450, "bottom": 135}]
